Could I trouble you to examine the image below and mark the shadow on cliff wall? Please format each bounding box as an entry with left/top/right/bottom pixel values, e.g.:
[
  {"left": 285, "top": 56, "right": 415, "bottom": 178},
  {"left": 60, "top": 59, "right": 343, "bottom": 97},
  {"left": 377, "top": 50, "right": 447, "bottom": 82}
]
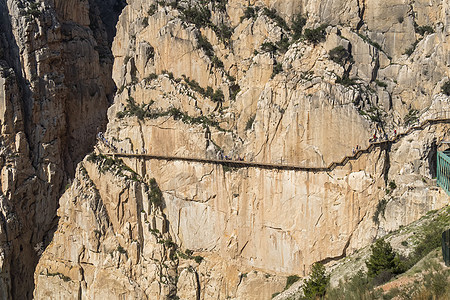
[{"left": 0, "top": 0, "right": 127, "bottom": 299}]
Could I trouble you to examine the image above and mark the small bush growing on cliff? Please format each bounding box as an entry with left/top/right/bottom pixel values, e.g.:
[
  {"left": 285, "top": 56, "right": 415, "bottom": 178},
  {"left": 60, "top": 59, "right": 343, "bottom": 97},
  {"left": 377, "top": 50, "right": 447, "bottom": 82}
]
[
  {"left": 442, "top": 80, "right": 450, "bottom": 96},
  {"left": 181, "top": 5, "right": 211, "bottom": 28},
  {"left": 285, "top": 275, "right": 300, "bottom": 290},
  {"left": 148, "top": 178, "right": 163, "bottom": 206},
  {"left": 24, "top": 1, "right": 41, "bottom": 18},
  {"left": 117, "top": 245, "right": 127, "bottom": 254},
  {"left": 240, "top": 6, "right": 256, "bottom": 22},
  {"left": 229, "top": 82, "right": 241, "bottom": 101},
  {"left": 292, "top": 13, "right": 307, "bottom": 41},
  {"left": 373, "top": 198, "right": 388, "bottom": 224},
  {"left": 197, "top": 33, "right": 214, "bottom": 58},
  {"left": 302, "top": 263, "right": 330, "bottom": 299},
  {"left": 414, "top": 22, "right": 434, "bottom": 36},
  {"left": 245, "top": 115, "right": 256, "bottom": 131},
  {"left": 211, "top": 55, "right": 224, "bottom": 68},
  {"left": 304, "top": 24, "right": 327, "bottom": 44},
  {"left": 211, "top": 88, "right": 224, "bottom": 103},
  {"left": 336, "top": 75, "right": 357, "bottom": 86},
  {"left": 262, "top": 7, "right": 289, "bottom": 31},
  {"left": 375, "top": 80, "right": 387, "bottom": 88},
  {"left": 148, "top": 4, "right": 157, "bottom": 15},
  {"left": 403, "top": 109, "right": 419, "bottom": 126},
  {"left": 260, "top": 42, "right": 278, "bottom": 54},
  {"left": 193, "top": 255, "right": 203, "bottom": 264},
  {"left": 271, "top": 62, "right": 283, "bottom": 78},
  {"left": 328, "top": 46, "right": 353, "bottom": 66}
]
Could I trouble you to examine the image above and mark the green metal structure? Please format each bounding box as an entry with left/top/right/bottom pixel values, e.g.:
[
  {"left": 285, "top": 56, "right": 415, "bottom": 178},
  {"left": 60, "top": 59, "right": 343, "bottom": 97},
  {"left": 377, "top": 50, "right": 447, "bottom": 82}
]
[
  {"left": 437, "top": 150, "right": 450, "bottom": 195},
  {"left": 443, "top": 229, "right": 450, "bottom": 267}
]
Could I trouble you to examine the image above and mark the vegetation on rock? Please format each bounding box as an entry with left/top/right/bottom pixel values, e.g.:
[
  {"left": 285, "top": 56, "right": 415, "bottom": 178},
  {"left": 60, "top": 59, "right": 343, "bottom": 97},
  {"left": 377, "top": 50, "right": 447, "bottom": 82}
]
[{"left": 302, "top": 263, "right": 330, "bottom": 299}]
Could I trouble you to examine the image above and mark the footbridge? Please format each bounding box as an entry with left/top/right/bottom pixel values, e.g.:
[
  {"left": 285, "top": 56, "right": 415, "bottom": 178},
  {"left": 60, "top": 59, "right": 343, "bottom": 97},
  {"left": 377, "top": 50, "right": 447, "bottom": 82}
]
[{"left": 101, "top": 111, "right": 450, "bottom": 174}]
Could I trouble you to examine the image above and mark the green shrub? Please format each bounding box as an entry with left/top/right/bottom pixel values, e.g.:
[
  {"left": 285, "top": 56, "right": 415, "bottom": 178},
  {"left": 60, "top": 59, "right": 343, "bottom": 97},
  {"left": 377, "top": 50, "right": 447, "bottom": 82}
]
[
  {"left": 25, "top": 2, "right": 41, "bottom": 18},
  {"left": 144, "top": 73, "right": 158, "bottom": 83},
  {"left": 116, "top": 97, "right": 150, "bottom": 120},
  {"left": 216, "top": 24, "right": 233, "bottom": 44},
  {"left": 366, "top": 239, "right": 404, "bottom": 282},
  {"left": 213, "top": 0, "right": 227, "bottom": 12},
  {"left": 414, "top": 23, "right": 434, "bottom": 35},
  {"left": 197, "top": 34, "right": 214, "bottom": 58},
  {"left": 142, "top": 17, "right": 149, "bottom": 27},
  {"left": 229, "top": 83, "right": 241, "bottom": 101},
  {"left": 117, "top": 245, "right": 127, "bottom": 254},
  {"left": 205, "top": 86, "right": 214, "bottom": 98},
  {"left": 148, "top": 4, "right": 157, "bottom": 15},
  {"left": 260, "top": 42, "right": 278, "bottom": 54},
  {"left": 302, "top": 263, "right": 330, "bottom": 299},
  {"left": 373, "top": 199, "right": 388, "bottom": 224},
  {"left": 148, "top": 178, "right": 163, "bottom": 206},
  {"left": 304, "top": 24, "right": 327, "bottom": 44},
  {"left": 357, "top": 33, "right": 382, "bottom": 51},
  {"left": 185, "top": 78, "right": 206, "bottom": 95},
  {"left": 285, "top": 275, "right": 300, "bottom": 290},
  {"left": 375, "top": 80, "right": 387, "bottom": 88},
  {"left": 181, "top": 6, "right": 211, "bottom": 27},
  {"left": 422, "top": 263, "right": 450, "bottom": 298},
  {"left": 272, "top": 62, "right": 282, "bottom": 78},
  {"left": 262, "top": 8, "right": 289, "bottom": 31},
  {"left": 211, "top": 55, "right": 224, "bottom": 68},
  {"left": 328, "top": 46, "right": 353, "bottom": 66},
  {"left": 47, "top": 272, "right": 72, "bottom": 282},
  {"left": 245, "top": 115, "right": 256, "bottom": 130},
  {"left": 411, "top": 223, "right": 447, "bottom": 265},
  {"left": 193, "top": 255, "right": 203, "bottom": 264},
  {"left": 212, "top": 88, "right": 224, "bottom": 103},
  {"left": 441, "top": 80, "right": 450, "bottom": 96},
  {"left": 336, "top": 75, "right": 357, "bottom": 86},
  {"left": 388, "top": 181, "right": 397, "bottom": 190},
  {"left": 292, "top": 14, "right": 307, "bottom": 41},
  {"left": 241, "top": 6, "right": 256, "bottom": 22},
  {"left": 403, "top": 109, "right": 418, "bottom": 126},
  {"left": 276, "top": 37, "right": 290, "bottom": 53}
]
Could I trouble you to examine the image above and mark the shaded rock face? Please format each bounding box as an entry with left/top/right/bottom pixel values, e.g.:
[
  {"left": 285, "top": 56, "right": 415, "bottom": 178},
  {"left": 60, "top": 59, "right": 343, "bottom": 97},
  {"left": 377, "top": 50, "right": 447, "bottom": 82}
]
[
  {"left": 31, "top": 0, "right": 450, "bottom": 299},
  {"left": 0, "top": 0, "right": 124, "bottom": 298}
]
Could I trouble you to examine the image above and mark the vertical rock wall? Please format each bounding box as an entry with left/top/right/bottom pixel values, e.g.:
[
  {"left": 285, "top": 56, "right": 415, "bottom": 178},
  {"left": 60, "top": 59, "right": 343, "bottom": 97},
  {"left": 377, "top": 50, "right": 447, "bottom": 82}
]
[
  {"left": 33, "top": 0, "right": 449, "bottom": 299},
  {"left": 0, "top": 0, "right": 122, "bottom": 298}
]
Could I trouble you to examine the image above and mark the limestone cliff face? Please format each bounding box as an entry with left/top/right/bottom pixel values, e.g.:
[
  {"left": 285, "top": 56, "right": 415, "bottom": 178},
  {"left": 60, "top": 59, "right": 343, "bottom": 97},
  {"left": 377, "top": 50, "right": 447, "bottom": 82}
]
[
  {"left": 0, "top": 0, "right": 120, "bottom": 298},
  {"left": 28, "top": 0, "right": 450, "bottom": 299}
]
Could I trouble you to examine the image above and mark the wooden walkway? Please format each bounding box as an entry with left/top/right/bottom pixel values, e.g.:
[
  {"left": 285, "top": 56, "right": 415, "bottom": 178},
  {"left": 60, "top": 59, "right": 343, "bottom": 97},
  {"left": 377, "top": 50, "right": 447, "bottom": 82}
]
[{"left": 102, "top": 112, "right": 450, "bottom": 172}]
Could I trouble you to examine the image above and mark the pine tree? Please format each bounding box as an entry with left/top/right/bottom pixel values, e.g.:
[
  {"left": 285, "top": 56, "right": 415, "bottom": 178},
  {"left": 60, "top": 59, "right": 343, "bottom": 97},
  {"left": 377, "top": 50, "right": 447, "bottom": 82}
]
[
  {"left": 366, "top": 239, "right": 401, "bottom": 279},
  {"left": 302, "top": 263, "right": 330, "bottom": 299}
]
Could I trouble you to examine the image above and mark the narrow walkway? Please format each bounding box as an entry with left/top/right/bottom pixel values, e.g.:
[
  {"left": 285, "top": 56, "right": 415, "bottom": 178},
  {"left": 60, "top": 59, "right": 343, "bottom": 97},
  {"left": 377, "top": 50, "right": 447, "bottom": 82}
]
[{"left": 102, "top": 111, "right": 450, "bottom": 172}]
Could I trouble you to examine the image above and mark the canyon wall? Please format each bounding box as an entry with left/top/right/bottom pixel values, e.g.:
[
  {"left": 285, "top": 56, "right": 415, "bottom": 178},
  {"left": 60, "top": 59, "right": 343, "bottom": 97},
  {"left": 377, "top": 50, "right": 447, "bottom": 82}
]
[
  {"left": 0, "top": 0, "right": 121, "bottom": 298},
  {"left": 0, "top": 0, "right": 448, "bottom": 299}
]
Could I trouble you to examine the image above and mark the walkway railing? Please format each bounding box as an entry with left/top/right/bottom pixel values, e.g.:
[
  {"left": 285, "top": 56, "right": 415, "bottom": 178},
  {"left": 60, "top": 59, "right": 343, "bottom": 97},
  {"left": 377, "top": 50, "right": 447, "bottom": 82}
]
[
  {"left": 437, "top": 150, "right": 450, "bottom": 195},
  {"left": 99, "top": 111, "right": 450, "bottom": 173}
]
